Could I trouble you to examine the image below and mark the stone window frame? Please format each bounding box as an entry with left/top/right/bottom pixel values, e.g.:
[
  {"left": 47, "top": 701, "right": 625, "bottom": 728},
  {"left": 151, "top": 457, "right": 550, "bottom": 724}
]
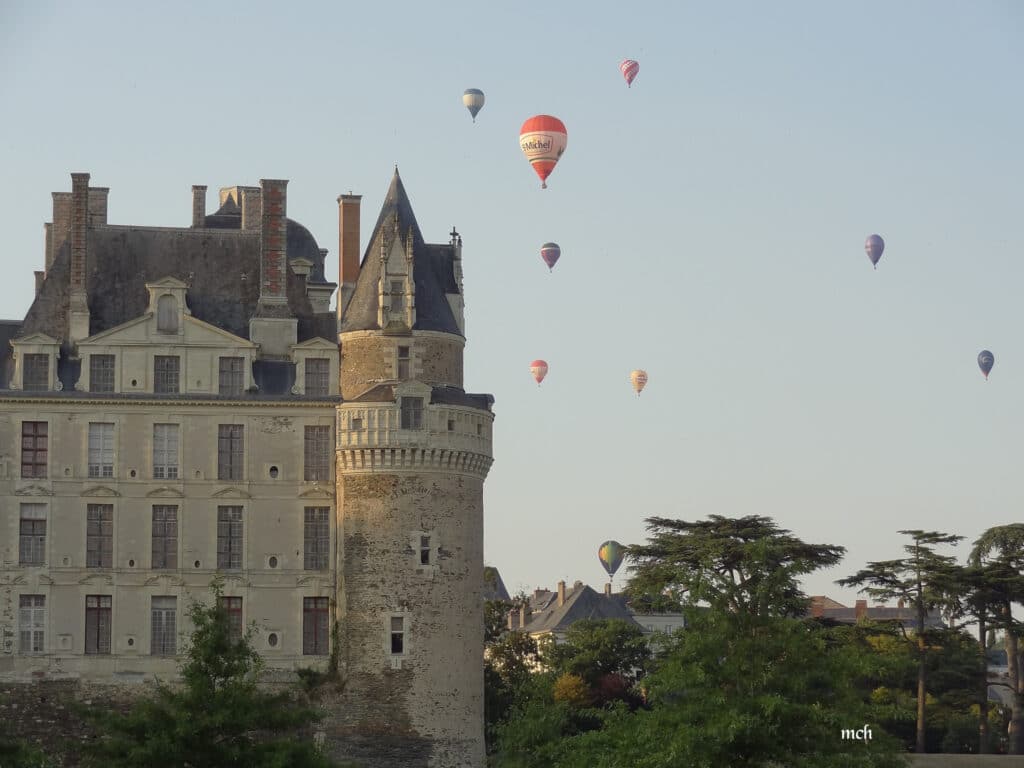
[
  {"left": 303, "top": 507, "right": 330, "bottom": 570},
  {"left": 216, "top": 506, "right": 244, "bottom": 570},
  {"left": 303, "top": 425, "right": 331, "bottom": 482},
  {"left": 19, "top": 503, "right": 47, "bottom": 566},
  {"left": 217, "top": 424, "right": 245, "bottom": 481},
  {"left": 85, "top": 594, "right": 113, "bottom": 655},
  {"left": 400, "top": 397, "right": 424, "bottom": 430},
  {"left": 87, "top": 422, "right": 116, "bottom": 479},
  {"left": 19, "top": 594, "right": 46, "bottom": 654},
  {"left": 151, "top": 505, "right": 179, "bottom": 569},
  {"left": 20, "top": 420, "right": 48, "bottom": 479},
  {"left": 218, "top": 596, "right": 243, "bottom": 645},
  {"left": 387, "top": 612, "right": 409, "bottom": 658},
  {"left": 409, "top": 529, "right": 439, "bottom": 572},
  {"left": 10, "top": 336, "right": 59, "bottom": 392},
  {"left": 396, "top": 345, "right": 412, "bottom": 381},
  {"left": 156, "top": 294, "right": 180, "bottom": 334},
  {"left": 152, "top": 423, "right": 180, "bottom": 480},
  {"left": 22, "top": 354, "right": 50, "bottom": 391},
  {"left": 218, "top": 356, "right": 245, "bottom": 396},
  {"left": 304, "top": 358, "right": 330, "bottom": 397},
  {"left": 302, "top": 597, "right": 330, "bottom": 656},
  {"left": 151, "top": 596, "right": 177, "bottom": 656},
  {"left": 153, "top": 355, "right": 180, "bottom": 394},
  {"left": 86, "top": 503, "right": 114, "bottom": 569}
]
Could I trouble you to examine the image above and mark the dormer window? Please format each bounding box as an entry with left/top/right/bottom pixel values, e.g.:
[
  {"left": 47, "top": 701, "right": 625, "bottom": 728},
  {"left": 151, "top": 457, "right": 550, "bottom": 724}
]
[
  {"left": 22, "top": 354, "right": 50, "bottom": 391},
  {"left": 400, "top": 397, "right": 423, "bottom": 430},
  {"left": 157, "top": 295, "right": 179, "bottom": 333},
  {"left": 397, "top": 346, "right": 410, "bottom": 380},
  {"left": 390, "top": 281, "right": 405, "bottom": 315}
]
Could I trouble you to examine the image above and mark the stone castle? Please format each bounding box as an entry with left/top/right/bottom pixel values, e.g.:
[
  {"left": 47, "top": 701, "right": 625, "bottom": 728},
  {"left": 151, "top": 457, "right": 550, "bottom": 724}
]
[{"left": 0, "top": 170, "right": 494, "bottom": 767}]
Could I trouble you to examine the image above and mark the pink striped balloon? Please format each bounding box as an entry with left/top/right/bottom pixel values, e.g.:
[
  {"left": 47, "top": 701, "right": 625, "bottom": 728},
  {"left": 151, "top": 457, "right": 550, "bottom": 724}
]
[
  {"left": 620, "top": 59, "right": 639, "bottom": 87},
  {"left": 530, "top": 360, "right": 549, "bottom": 385}
]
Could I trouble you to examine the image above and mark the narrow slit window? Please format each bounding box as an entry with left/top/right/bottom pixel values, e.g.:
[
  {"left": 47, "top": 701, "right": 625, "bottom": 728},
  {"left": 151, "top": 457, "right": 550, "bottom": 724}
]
[
  {"left": 419, "top": 535, "right": 431, "bottom": 566},
  {"left": 390, "top": 616, "right": 405, "bottom": 655}
]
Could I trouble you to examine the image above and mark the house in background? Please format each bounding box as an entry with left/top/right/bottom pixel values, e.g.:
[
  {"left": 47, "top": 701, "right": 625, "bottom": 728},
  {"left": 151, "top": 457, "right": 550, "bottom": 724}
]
[{"left": 809, "top": 595, "right": 946, "bottom": 630}]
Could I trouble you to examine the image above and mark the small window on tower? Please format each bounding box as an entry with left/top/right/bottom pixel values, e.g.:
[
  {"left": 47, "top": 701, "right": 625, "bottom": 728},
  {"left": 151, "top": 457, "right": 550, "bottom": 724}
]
[
  {"left": 390, "top": 616, "right": 405, "bottom": 655},
  {"left": 419, "top": 535, "right": 431, "bottom": 566},
  {"left": 397, "top": 346, "right": 410, "bottom": 380},
  {"left": 390, "top": 281, "right": 404, "bottom": 315}
]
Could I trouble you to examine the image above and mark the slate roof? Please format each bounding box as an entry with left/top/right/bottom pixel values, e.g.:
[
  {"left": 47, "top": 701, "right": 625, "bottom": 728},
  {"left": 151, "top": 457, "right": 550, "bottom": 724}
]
[
  {"left": 340, "top": 169, "right": 462, "bottom": 336},
  {"left": 516, "top": 584, "right": 640, "bottom": 634},
  {"left": 17, "top": 199, "right": 335, "bottom": 346},
  {"left": 483, "top": 567, "right": 511, "bottom": 602}
]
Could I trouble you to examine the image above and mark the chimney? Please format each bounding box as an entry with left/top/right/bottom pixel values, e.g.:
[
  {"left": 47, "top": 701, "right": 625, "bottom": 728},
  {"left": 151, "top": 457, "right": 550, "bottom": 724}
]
[
  {"left": 68, "top": 172, "right": 91, "bottom": 344},
  {"left": 604, "top": 583, "right": 612, "bottom": 597},
  {"left": 507, "top": 609, "right": 515, "bottom": 631},
  {"left": 240, "top": 186, "right": 261, "bottom": 230},
  {"left": 519, "top": 604, "right": 527, "bottom": 629},
  {"left": 337, "top": 193, "right": 362, "bottom": 321},
  {"left": 87, "top": 187, "right": 108, "bottom": 227},
  {"left": 897, "top": 599, "right": 905, "bottom": 609},
  {"left": 855, "top": 599, "right": 867, "bottom": 621},
  {"left": 248, "top": 179, "right": 296, "bottom": 358},
  {"left": 259, "top": 179, "right": 288, "bottom": 305},
  {"left": 810, "top": 596, "right": 824, "bottom": 618},
  {"left": 34, "top": 271, "right": 45, "bottom": 295},
  {"left": 557, "top": 580, "right": 566, "bottom": 607},
  {"left": 191, "top": 185, "right": 207, "bottom": 228},
  {"left": 48, "top": 191, "right": 73, "bottom": 272}
]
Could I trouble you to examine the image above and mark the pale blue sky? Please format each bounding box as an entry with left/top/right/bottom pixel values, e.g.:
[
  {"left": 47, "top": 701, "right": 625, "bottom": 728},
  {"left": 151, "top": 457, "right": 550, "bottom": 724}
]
[{"left": 2, "top": 1, "right": 1022, "bottom": 602}]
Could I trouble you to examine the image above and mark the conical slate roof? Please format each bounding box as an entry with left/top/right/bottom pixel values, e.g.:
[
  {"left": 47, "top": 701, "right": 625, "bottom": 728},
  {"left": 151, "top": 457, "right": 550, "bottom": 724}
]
[{"left": 340, "top": 169, "right": 461, "bottom": 336}]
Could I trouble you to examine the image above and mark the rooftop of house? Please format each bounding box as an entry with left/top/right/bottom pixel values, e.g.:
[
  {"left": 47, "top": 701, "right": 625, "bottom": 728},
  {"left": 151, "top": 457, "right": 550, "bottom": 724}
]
[
  {"left": 809, "top": 595, "right": 946, "bottom": 628},
  {"left": 510, "top": 581, "right": 641, "bottom": 635}
]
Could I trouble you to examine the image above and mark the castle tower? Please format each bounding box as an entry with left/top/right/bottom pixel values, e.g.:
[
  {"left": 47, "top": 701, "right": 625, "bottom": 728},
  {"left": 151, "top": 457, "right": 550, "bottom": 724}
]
[{"left": 334, "top": 170, "right": 494, "bottom": 767}]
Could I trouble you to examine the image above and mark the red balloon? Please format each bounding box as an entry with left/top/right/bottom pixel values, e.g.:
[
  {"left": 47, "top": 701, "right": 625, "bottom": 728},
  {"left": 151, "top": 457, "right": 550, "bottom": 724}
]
[
  {"left": 530, "top": 359, "right": 548, "bottom": 385},
  {"left": 520, "top": 115, "right": 568, "bottom": 189}
]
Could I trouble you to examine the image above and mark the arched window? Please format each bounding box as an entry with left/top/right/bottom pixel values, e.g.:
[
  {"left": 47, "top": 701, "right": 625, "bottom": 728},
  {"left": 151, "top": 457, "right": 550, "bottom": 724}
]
[{"left": 157, "top": 295, "right": 179, "bottom": 333}]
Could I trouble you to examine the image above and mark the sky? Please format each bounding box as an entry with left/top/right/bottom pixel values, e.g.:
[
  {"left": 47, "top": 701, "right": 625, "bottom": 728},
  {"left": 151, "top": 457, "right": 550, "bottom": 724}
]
[{"left": 1, "top": 1, "right": 1022, "bottom": 604}]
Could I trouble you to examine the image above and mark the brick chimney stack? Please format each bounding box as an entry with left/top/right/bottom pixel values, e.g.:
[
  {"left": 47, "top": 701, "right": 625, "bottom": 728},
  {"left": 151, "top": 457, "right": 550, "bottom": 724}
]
[
  {"left": 519, "top": 604, "right": 527, "bottom": 629},
  {"left": 557, "top": 580, "right": 566, "bottom": 607},
  {"left": 604, "top": 583, "right": 612, "bottom": 597},
  {"left": 87, "top": 187, "right": 108, "bottom": 227},
  {"left": 855, "top": 599, "right": 868, "bottom": 621},
  {"left": 337, "top": 193, "right": 362, "bottom": 322},
  {"left": 68, "top": 172, "right": 91, "bottom": 345},
  {"left": 259, "top": 179, "right": 289, "bottom": 307},
  {"left": 191, "top": 185, "right": 207, "bottom": 228},
  {"left": 48, "top": 191, "right": 73, "bottom": 272}
]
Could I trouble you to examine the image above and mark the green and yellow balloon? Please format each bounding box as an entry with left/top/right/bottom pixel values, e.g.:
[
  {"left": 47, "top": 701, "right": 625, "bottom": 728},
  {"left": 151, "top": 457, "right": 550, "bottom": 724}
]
[{"left": 598, "top": 540, "right": 626, "bottom": 584}]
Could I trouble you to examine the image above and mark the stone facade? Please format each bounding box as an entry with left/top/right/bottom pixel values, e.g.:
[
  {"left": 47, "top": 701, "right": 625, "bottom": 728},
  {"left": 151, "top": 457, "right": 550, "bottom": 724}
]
[{"left": 0, "top": 170, "right": 493, "bottom": 767}]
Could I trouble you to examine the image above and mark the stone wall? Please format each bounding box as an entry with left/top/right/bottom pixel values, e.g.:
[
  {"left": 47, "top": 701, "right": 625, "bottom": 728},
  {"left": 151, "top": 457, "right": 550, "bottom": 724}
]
[{"left": 339, "top": 332, "right": 464, "bottom": 400}]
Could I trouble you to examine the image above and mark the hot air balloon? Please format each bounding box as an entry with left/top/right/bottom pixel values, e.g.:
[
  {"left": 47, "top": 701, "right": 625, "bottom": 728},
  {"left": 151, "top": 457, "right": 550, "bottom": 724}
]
[
  {"left": 865, "top": 235, "right": 885, "bottom": 269},
  {"left": 620, "top": 59, "right": 639, "bottom": 87},
  {"left": 530, "top": 360, "right": 548, "bottom": 385},
  {"left": 598, "top": 540, "right": 626, "bottom": 583},
  {"left": 630, "top": 369, "right": 648, "bottom": 396},
  {"left": 978, "top": 350, "right": 994, "bottom": 380},
  {"left": 540, "top": 242, "right": 561, "bottom": 271},
  {"left": 520, "top": 115, "right": 567, "bottom": 189},
  {"left": 462, "top": 89, "right": 485, "bottom": 122}
]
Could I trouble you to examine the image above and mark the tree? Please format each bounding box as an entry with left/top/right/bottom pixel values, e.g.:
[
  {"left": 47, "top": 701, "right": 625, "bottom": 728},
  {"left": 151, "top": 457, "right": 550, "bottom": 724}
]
[
  {"left": 543, "top": 619, "right": 649, "bottom": 686},
  {"left": 627, "top": 515, "right": 845, "bottom": 617},
  {"left": 971, "top": 524, "right": 1024, "bottom": 753},
  {"left": 838, "top": 529, "right": 963, "bottom": 754},
  {"left": 81, "top": 581, "right": 338, "bottom": 768},
  {"left": 0, "top": 732, "right": 53, "bottom": 768}
]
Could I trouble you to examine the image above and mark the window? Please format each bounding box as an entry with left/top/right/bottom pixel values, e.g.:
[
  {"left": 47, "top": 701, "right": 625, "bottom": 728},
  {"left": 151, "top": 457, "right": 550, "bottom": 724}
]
[
  {"left": 90, "top": 354, "right": 115, "bottom": 393},
  {"left": 87, "top": 504, "right": 114, "bottom": 568},
  {"left": 400, "top": 397, "right": 423, "bottom": 430},
  {"left": 20, "top": 421, "right": 47, "bottom": 478},
  {"left": 217, "top": 425, "right": 244, "bottom": 481},
  {"left": 397, "top": 346, "right": 410, "bottom": 380},
  {"left": 153, "top": 424, "right": 179, "bottom": 479},
  {"left": 419, "top": 535, "right": 431, "bottom": 566},
  {"left": 217, "top": 506, "right": 243, "bottom": 570},
  {"left": 19, "top": 595, "right": 45, "bottom": 654},
  {"left": 19, "top": 504, "right": 46, "bottom": 566},
  {"left": 304, "top": 507, "right": 330, "bottom": 570},
  {"left": 85, "top": 595, "right": 112, "bottom": 654},
  {"left": 305, "top": 357, "right": 329, "bottom": 396},
  {"left": 218, "top": 357, "right": 244, "bottom": 396},
  {"left": 151, "top": 596, "right": 177, "bottom": 656},
  {"left": 390, "top": 280, "right": 404, "bottom": 315},
  {"left": 151, "top": 506, "right": 178, "bottom": 569},
  {"left": 304, "top": 426, "right": 330, "bottom": 482},
  {"left": 390, "top": 616, "right": 405, "bottom": 655},
  {"left": 218, "top": 597, "right": 243, "bottom": 644},
  {"left": 303, "top": 597, "right": 330, "bottom": 655},
  {"left": 88, "top": 422, "right": 115, "bottom": 478},
  {"left": 154, "top": 355, "right": 180, "bottom": 393},
  {"left": 23, "top": 353, "right": 49, "bottom": 391},
  {"left": 157, "top": 294, "right": 179, "bottom": 333}
]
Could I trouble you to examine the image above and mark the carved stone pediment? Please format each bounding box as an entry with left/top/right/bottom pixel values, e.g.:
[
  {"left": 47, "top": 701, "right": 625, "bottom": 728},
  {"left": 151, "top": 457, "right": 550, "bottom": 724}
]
[
  {"left": 212, "top": 487, "right": 251, "bottom": 499},
  {"left": 147, "top": 486, "right": 185, "bottom": 498},
  {"left": 143, "top": 574, "right": 187, "bottom": 587},
  {"left": 15, "top": 484, "right": 53, "bottom": 497},
  {"left": 81, "top": 485, "right": 121, "bottom": 498},
  {"left": 78, "top": 573, "right": 114, "bottom": 586},
  {"left": 298, "top": 485, "right": 335, "bottom": 500}
]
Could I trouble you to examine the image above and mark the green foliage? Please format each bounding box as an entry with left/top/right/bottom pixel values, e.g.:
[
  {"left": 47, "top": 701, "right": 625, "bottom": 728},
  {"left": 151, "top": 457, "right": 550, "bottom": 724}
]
[
  {"left": 628, "top": 515, "right": 845, "bottom": 617},
  {"left": 552, "top": 674, "right": 591, "bottom": 708},
  {"left": 0, "top": 733, "right": 55, "bottom": 768},
  {"left": 543, "top": 619, "right": 649, "bottom": 686},
  {"left": 80, "top": 581, "right": 339, "bottom": 768}
]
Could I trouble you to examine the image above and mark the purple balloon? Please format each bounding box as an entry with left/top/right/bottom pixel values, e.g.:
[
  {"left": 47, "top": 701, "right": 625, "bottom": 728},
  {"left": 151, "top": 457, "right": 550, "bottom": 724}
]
[
  {"left": 540, "top": 242, "right": 561, "bottom": 271},
  {"left": 978, "top": 350, "right": 994, "bottom": 379},
  {"left": 865, "top": 234, "right": 885, "bottom": 269}
]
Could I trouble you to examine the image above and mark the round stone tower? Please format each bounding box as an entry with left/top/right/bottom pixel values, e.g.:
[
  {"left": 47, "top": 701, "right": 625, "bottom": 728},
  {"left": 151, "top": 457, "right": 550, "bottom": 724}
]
[{"left": 333, "top": 170, "right": 494, "bottom": 768}]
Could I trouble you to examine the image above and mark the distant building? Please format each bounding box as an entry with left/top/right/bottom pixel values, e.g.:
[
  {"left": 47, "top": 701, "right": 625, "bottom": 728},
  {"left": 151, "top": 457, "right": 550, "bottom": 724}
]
[
  {"left": 809, "top": 595, "right": 945, "bottom": 630},
  {"left": 483, "top": 566, "right": 510, "bottom": 602},
  {"left": 506, "top": 580, "right": 642, "bottom": 643}
]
